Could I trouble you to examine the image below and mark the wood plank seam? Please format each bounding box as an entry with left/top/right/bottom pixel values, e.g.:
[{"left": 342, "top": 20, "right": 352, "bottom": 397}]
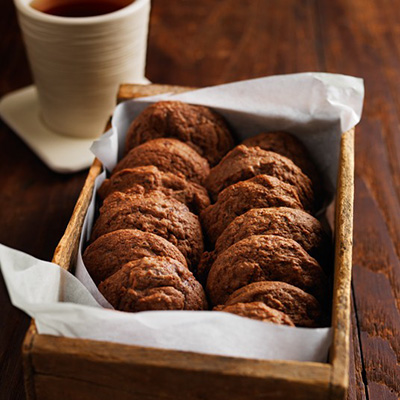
[{"left": 351, "top": 281, "right": 370, "bottom": 400}]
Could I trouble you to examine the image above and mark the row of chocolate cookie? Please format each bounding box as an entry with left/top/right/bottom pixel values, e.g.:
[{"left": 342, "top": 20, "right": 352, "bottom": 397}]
[
  {"left": 83, "top": 101, "right": 236, "bottom": 312},
  {"left": 201, "top": 131, "right": 323, "bottom": 242},
  {"left": 199, "top": 132, "right": 330, "bottom": 327}
]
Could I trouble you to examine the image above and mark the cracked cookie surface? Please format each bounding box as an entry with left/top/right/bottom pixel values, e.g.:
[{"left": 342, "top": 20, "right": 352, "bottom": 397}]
[
  {"left": 215, "top": 207, "right": 329, "bottom": 261},
  {"left": 242, "top": 131, "right": 323, "bottom": 200},
  {"left": 199, "top": 207, "right": 330, "bottom": 283},
  {"left": 201, "top": 175, "right": 304, "bottom": 243},
  {"left": 90, "top": 191, "right": 203, "bottom": 271},
  {"left": 99, "top": 256, "right": 208, "bottom": 312},
  {"left": 125, "top": 101, "right": 234, "bottom": 166},
  {"left": 225, "top": 281, "right": 322, "bottom": 327},
  {"left": 206, "top": 145, "right": 314, "bottom": 210},
  {"left": 206, "top": 235, "right": 326, "bottom": 305},
  {"left": 99, "top": 165, "right": 210, "bottom": 214},
  {"left": 113, "top": 138, "right": 210, "bottom": 185},
  {"left": 83, "top": 229, "right": 187, "bottom": 285},
  {"left": 214, "top": 302, "right": 294, "bottom": 326}
]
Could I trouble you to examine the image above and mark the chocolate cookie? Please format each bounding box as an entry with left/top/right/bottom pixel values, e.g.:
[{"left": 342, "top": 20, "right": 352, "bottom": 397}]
[
  {"left": 83, "top": 229, "right": 187, "bottom": 285},
  {"left": 98, "top": 166, "right": 210, "bottom": 214},
  {"left": 206, "top": 235, "right": 326, "bottom": 305},
  {"left": 242, "top": 131, "right": 323, "bottom": 200},
  {"left": 90, "top": 191, "right": 203, "bottom": 271},
  {"left": 215, "top": 207, "right": 330, "bottom": 261},
  {"left": 213, "top": 302, "right": 294, "bottom": 326},
  {"left": 113, "top": 138, "right": 210, "bottom": 185},
  {"left": 205, "top": 145, "right": 314, "bottom": 211},
  {"left": 125, "top": 101, "right": 234, "bottom": 166},
  {"left": 200, "top": 175, "right": 304, "bottom": 243},
  {"left": 99, "top": 256, "right": 208, "bottom": 312},
  {"left": 225, "top": 281, "right": 322, "bottom": 327},
  {"left": 199, "top": 207, "right": 330, "bottom": 283}
]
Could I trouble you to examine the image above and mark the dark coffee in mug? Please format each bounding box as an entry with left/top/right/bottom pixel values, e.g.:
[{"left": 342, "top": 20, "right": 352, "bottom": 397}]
[{"left": 30, "top": 0, "right": 134, "bottom": 17}]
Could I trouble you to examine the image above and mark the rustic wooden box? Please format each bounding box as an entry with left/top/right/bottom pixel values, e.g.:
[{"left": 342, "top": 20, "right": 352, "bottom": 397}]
[{"left": 22, "top": 84, "right": 355, "bottom": 400}]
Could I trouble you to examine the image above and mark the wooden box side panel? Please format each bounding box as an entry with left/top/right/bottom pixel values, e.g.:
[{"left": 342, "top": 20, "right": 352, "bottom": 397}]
[
  {"left": 27, "top": 333, "right": 331, "bottom": 400},
  {"left": 329, "top": 128, "right": 355, "bottom": 399},
  {"left": 52, "top": 158, "right": 102, "bottom": 271},
  {"left": 117, "top": 83, "right": 195, "bottom": 102}
]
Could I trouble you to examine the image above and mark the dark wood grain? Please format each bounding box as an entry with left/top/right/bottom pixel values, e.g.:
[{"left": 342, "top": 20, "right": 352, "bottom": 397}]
[
  {"left": 146, "top": 0, "right": 324, "bottom": 85},
  {"left": 0, "top": 0, "right": 399, "bottom": 399},
  {"left": 26, "top": 331, "right": 331, "bottom": 400},
  {"left": 347, "top": 294, "right": 367, "bottom": 400},
  {"left": 318, "top": 0, "right": 400, "bottom": 398},
  {"left": 0, "top": 1, "right": 88, "bottom": 399}
]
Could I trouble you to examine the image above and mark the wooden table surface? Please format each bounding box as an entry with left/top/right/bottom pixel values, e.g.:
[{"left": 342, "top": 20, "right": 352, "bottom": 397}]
[{"left": 0, "top": 0, "right": 399, "bottom": 399}]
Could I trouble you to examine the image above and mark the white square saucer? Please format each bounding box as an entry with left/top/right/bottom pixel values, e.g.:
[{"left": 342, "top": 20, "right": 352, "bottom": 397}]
[
  {"left": 0, "top": 86, "right": 96, "bottom": 173},
  {"left": 0, "top": 82, "right": 148, "bottom": 173}
]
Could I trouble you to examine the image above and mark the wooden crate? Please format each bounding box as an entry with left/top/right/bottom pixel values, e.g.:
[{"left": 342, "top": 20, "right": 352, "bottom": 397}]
[{"left": 22, "top": 84, "right": 354, "bottom": 400}]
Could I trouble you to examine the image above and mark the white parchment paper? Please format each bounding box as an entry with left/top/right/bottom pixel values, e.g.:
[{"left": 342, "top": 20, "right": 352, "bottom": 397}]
[
  {"left": 0, "top": 73, "right": 364, "bottom": 363},
  {"left": 0, "top": 244, "right": 332, "bottom": 361},
  {"left": 92, "top": 72, "right": 364, "bottom": 198}
]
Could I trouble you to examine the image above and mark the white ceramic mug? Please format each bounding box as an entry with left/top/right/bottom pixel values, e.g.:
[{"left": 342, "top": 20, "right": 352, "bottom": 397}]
[{"left": 14, "top": 0, "right": 150, "bottom": 138}]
